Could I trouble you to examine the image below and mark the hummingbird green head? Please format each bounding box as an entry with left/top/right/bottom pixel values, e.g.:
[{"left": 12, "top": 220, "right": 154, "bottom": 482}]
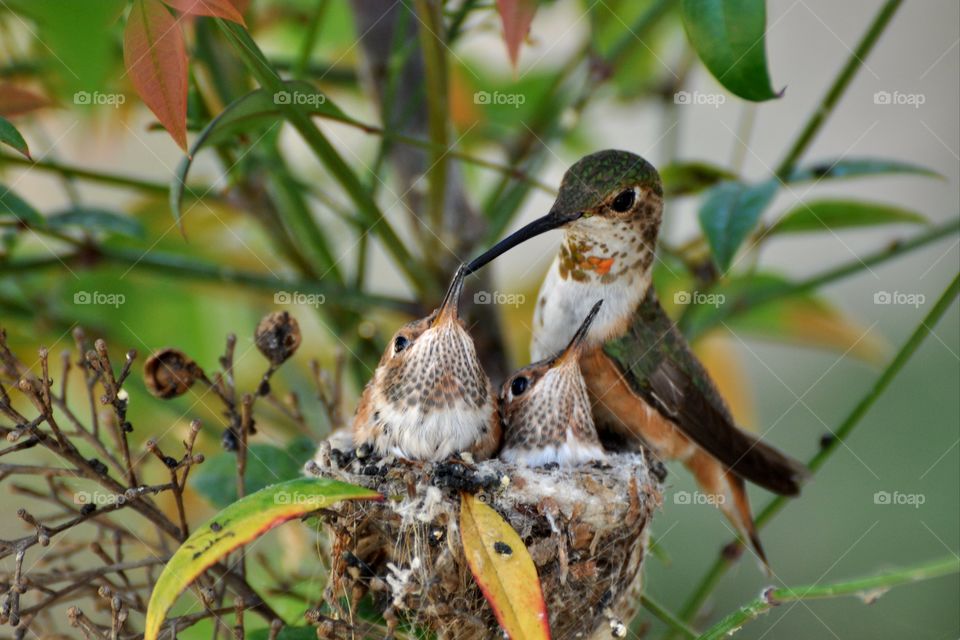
[
  {"left": 352, "top": 265, "right": 500, "bottom": 461},
  {"left": 498, "top": 300, "right": 605, "bottom": 466},
  {"left": 466, "top": 150, "right": 663, "bottom": 277}
]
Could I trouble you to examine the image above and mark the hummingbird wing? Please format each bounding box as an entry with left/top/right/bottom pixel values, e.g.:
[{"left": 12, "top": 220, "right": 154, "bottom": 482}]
[{"left": 602, "top": 289, "right": 809, "bottom": 496}]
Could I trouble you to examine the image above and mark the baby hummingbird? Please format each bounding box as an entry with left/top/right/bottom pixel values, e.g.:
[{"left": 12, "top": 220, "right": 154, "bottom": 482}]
[
  {"left": 352, "top": 265, "right": 501, "bottom": 461},
  {"left": 499, "top": 300, "right": 605, "bottom": 467}
]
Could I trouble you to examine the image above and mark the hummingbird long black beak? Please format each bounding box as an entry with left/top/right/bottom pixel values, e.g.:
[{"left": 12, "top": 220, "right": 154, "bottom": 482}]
[
  {"left": 549, "top": 299, "right": 603, "bottom": 368},
  {"left": 465, "top": 207, "right": 582, "bottom": 274},
  {"left": 432, "top": 264, "right": 468, "bottom": 327}
]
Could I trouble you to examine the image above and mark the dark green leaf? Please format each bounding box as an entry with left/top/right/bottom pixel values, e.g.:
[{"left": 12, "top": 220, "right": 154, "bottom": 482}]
[
  {"left": 771, "top": 200, "right": 927, "bottom": 234},
  {"left": 680, "top": 0, "right": 779, "bottom": 101},
  {"left": 191, "top": 436, "right": 316, "bottom": 508},
  {"left": 0, "top": 116, "right": 30, "bottom": 159},
  {"left": 698, "top": 179, "right": 778, "bottom": 271},
  {"left": 661, "top": 161, "right": 738, "bottom": 197},
  {"left": 47, "top": 207, "right": 146, "bottom": 239},
  {"left": 0, "top": 184, "right": 43, "bottom": 226},
  {"left": 171, "top": 81, "right": 356, "bottom": 225},
  {"left": 788, "top": 157, "right": 940, "bottom": 183}
]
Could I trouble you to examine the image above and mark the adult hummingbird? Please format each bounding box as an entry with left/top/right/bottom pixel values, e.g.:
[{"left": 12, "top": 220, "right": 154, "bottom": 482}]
[
  {"left": 466, "top": 150, "right": 808, "bottom": 562},
  {"left": 499, "top": 300, "right": 606, "bottom": 467},
  {"left": 352, "top": 265, "right": 501, "bottom": 461}
]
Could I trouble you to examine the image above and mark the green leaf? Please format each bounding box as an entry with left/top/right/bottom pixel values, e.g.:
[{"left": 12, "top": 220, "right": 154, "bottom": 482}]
[
  {"left": 0, "top": 184, "right": 43, "bottom": 226},
  {"left": 680, "top": 0, "right": 779, "bottom": 101},
  {"left": 47, "top": 207, "right": 146, "bottom": 239},
  {"left": 0, "top": 116, "right": 30, "bottom": 159},
  {"left": 192, "top": 436, "right": 317, "bottom": 509},
  {"left": 661, "top": 161, "right": 738, "bottom": 197},
  {"left": 144, "top": 478, "right": 382, "bottom": 640},
  {"left": 771, "top": 200, "right": 927, "bottom": 234},
  {"left": 698, "top": 179, "right": 778, "bottom": 271},
  {"left": 171, "top": 81, "right": 355, "bottom": 226},
  {"left": 788, "top": 157, "right": 940, "bottom": 183}
]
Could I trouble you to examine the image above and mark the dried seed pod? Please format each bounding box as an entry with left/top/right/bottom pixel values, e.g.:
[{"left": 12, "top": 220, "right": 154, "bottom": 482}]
[
  {"left": 254, "top": 311, "right": 301, "bottom": 365},
  {"left": 143, "top": 348, "right": 201, "bottom": 399}
]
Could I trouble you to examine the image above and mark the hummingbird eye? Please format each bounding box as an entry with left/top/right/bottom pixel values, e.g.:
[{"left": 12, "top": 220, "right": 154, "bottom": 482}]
[
  {"left": 510, "top": 376, "right": 529, "bottom": 396},
  {"left": 611, "top": 189, "right": 636, "bottom": 213},
  {"left": 393, "top": 335, "right": 410, "bottom": 353}
]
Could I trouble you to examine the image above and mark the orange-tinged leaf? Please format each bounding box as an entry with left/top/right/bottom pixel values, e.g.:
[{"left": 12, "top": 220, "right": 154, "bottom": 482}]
[
  {"left": 460, "top": 493, "right": 551, "bottom": 640},
  {"left": 144, "top": 478, "right": 381, "bottom": 640},
  {"left": 124, "top": 0, "right": 189, "bottom": 150},
  {"left": 0, "top": 84, "right": 50, "bottom": 117},
  {"left": 693, "top": 332, "right": 756, "bottom": 430},
  {"left": 164, "top": 0, "right": 245, "bottom": 24},
  {"left": 496, "top": 0, "right": 537, "bottom": 69}
]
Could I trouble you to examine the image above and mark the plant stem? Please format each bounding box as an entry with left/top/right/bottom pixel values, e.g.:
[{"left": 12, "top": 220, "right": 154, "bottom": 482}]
[
  {"left": 0, "top": 154, "right": 175, "bottom": 195},
  {"left": 682, "top": 218, "right": 960, "bottom": 339},
  {"left": 218, "top": 20, "right": 436, "bottom": 297},
  {"left": 677, "top": 271, "right": 960, "bottom": 629},
  {"left": 413, "top": 0, "right": 450, "bottom": 267},
  {"left": 774, "top": 0, "right": 903, "bottom": 179},
  {"left": 640, "top": 595, "right": 698, "bottom": 639},
  {"left": 700, "top": 556, "right": 960, "bottom": 640}
]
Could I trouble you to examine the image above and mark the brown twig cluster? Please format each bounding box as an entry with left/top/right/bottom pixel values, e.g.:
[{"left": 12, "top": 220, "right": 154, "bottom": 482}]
[{"left": 0, "top": 312, "right": 347, "bottom": 639}]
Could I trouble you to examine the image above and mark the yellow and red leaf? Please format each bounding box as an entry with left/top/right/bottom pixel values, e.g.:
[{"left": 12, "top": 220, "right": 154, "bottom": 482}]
[
  {"left": 495, "top": 0, "right": 538, "bottom": 69},
  {"left": 164, "top": 0, "right": 246, "bottom": 25},
  {"left": 460, "top": 492, "right": 551, "bottom": 640}
]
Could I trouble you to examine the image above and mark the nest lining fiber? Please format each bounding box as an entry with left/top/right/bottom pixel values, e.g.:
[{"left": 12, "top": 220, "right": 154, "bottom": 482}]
[{"left": 305, "top": 438, "right": 663, "bottom": 639}]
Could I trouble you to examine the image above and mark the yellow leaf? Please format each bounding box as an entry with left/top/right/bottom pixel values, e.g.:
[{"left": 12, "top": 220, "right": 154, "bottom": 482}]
[{"left": 460, "top": 493, "right": 551, "bottom": 640}]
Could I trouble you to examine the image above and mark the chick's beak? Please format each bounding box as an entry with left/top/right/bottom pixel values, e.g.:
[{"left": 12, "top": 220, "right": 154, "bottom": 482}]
[
  {"left": 551, "top": 299, "right": 604, "bottom": 368},
  {"left": 432, "top": 264, "right": 467, "bottom": 327}
]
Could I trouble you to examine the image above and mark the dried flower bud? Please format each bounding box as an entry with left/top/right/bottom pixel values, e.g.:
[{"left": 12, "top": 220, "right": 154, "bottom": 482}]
[
  {"left": 254, "top": 311, "right": 301, "bottom": 365},
  {"left": 143, "top": 348, "right": 201, "bottom": 399}
]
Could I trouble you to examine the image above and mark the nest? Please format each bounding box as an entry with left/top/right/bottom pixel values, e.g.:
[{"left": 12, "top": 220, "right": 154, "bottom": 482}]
[{"left": 305, "top": 437, "right": 664, "bottom": 639}]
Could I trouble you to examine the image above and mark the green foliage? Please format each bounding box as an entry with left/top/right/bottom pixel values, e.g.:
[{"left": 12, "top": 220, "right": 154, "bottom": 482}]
[{"left": 192, "top": 436, "right": 317, "bottom": 508}]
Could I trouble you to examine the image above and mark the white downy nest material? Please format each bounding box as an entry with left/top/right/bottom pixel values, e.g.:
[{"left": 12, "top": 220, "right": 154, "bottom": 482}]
[{"left": 305, "top": 436, "right": 663, "bottom": 639}]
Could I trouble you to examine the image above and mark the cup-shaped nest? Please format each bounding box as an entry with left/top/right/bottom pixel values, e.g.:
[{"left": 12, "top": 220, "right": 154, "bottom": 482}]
[{"left": 305, "top": 437, "right": 663, "bottom": 639}]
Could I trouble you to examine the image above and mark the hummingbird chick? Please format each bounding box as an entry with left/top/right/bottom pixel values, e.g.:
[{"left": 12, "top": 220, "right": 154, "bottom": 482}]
[
  {"left": 499, "top": 300, "right": 605, "bottom": 467},
  {"left": 352, "top": 265, "right": 500, "bottom": 461}
]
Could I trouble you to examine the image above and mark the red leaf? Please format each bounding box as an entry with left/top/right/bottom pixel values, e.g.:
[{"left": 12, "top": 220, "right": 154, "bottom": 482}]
[
  {"left": 495, "top": 0, "right": 537, "bottom": 69},
  {"left": 0, "top": 84, "right": 51, "bottom": 118},
  {"left": 164, "top": 0, "right": 246, "bottom": 25},
  {"left": 124, "top": 0, "right": 189, "bottom": 150}
]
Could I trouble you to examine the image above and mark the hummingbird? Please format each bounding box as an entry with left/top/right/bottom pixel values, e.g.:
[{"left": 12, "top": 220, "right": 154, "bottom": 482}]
[
  {"left": 498, "top": 300, "right": 606, "bottom": 467},
  {"left": 352, "top": 265, "right": 501, "bottom": 461},
  {"left": 466, "top": 150, "right": 808, "bottom": 562}
]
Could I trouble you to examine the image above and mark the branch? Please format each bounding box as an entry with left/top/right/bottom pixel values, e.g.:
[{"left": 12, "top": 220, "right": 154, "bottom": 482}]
[
  {"left": 700, "top": 556, "right": 960, "bottom": 640},
  {"left": 677, "top": 272, "right": 960, "bottom": 627}
]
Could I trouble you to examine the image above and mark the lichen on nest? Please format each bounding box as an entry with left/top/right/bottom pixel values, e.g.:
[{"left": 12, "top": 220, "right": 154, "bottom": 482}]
[{"left": 305, "top": 437, "right": 664, "bottom": 639}]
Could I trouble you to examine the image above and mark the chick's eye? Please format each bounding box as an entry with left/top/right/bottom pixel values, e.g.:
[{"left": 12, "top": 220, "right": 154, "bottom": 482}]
[
  {"left": 611, "top": 189, "right": 636, "bottom": 213},
  {"left": 393, "top": 336, "right": 410, "bottom": 353},
  {"left": 510, "top": 376, "right": 529, "bottom": 396}
]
